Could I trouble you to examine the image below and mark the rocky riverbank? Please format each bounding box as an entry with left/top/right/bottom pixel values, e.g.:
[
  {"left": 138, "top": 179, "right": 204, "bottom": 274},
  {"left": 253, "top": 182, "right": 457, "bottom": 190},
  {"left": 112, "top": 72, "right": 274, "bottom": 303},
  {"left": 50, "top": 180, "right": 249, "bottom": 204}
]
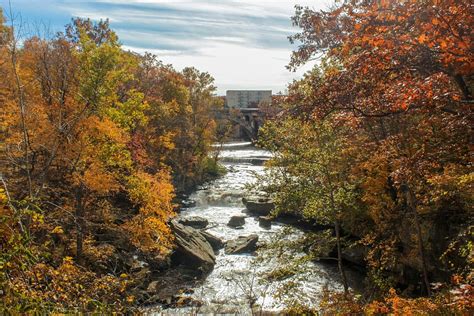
[{"left": 137, "top": 143, "right": 367, "bottom": 314}]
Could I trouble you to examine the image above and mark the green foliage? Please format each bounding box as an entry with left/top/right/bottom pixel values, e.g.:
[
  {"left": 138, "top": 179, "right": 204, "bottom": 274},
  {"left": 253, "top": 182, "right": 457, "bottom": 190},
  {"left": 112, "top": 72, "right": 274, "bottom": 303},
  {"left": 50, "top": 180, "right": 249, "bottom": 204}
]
[
  {"left": 106, "top": 89, "right": 149, "bottom": 131},
  {"left": 200, "top": 156, "right": 227, "bottom": 178},
  {"left": 257, "top": 118, "right": 360, "bottom": 225}
]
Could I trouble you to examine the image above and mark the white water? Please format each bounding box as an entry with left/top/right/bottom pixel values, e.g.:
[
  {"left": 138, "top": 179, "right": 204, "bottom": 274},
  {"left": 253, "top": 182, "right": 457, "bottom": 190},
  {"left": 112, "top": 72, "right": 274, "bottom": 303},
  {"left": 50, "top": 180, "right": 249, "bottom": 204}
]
[{"left": 157, "top": 143, "right": 351, "bottom": 315}]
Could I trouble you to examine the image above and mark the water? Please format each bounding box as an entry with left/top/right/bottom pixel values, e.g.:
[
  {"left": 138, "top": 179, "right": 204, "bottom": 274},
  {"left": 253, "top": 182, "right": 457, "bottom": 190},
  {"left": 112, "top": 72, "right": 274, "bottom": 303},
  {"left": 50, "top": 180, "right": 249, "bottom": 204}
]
[{"left": 157, "top": 142, "right": 354, "bottom": 315}]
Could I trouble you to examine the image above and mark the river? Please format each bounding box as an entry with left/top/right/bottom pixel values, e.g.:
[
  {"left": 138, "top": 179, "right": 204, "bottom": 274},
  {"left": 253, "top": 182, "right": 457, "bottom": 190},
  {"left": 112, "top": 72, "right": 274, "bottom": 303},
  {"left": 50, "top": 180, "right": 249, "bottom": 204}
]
[{"left": 158, "top": 142, "right": 359, "bottom": 315}]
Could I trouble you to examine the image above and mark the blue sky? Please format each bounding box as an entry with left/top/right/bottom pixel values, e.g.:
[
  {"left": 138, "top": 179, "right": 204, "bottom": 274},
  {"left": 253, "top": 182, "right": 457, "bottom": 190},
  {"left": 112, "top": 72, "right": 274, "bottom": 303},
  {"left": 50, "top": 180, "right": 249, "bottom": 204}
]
[{"left": 2, "top": 0, "right": 331, "bottom": 95}]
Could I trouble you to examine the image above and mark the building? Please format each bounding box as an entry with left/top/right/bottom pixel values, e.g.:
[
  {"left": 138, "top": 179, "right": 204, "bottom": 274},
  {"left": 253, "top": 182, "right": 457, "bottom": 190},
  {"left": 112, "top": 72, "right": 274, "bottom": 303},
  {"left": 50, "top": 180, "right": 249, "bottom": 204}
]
[
  {"left": 223, "top": 90, "right": 272, "bottom": 140},
  {"left": 226, "top": 90, "right": 272, "bottom": 109}
]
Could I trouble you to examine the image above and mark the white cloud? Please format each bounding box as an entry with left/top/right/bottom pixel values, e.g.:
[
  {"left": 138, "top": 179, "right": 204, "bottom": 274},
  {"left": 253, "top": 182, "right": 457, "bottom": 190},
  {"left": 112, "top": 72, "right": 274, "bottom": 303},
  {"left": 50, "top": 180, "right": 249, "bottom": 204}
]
[
  {"left": 125, "top": 39, "right": 314, "bottom": 95},
  {"left": 13, "top": 0, "right": 333, "bottom": 94}
]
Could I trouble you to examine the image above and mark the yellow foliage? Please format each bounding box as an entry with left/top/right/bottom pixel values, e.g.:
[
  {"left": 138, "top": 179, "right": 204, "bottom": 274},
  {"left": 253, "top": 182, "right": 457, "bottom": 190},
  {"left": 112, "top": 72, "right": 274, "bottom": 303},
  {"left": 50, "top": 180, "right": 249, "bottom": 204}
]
[
  {"left": 0, "top": 188, "right": 7, "bottom": 204},
  {"left": 0, "top": 13, "right": 221, "bottom": 313},
  {"left": 81, "top": 162, "right": 120, "bottom": 194},
  {"left": 124, "top": 170, "right": 175, "bottom": 254},
  {"left": 51, "top": 226, "right": 64, "bottom": 234},
  {"left": 158, "top": 132, "right": 176, "bottom": 150},
  {"left": 86, "top": 115, "right": 129, "bottom": 144}
]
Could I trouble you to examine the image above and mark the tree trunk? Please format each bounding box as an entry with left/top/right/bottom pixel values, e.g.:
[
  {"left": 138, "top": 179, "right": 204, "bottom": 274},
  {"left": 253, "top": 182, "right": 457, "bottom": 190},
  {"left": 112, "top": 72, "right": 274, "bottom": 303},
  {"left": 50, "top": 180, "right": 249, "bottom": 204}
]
[
  {"left": 453, "top": 74, "right": 472, "bottom": 101},
  {"left": 335, "top": 219, "right": 349, "bottom": 294},
  {"left": 75, "top": 183, "right": 85, "bottom": 262},
  {"left": 10, "top": 31, "right": 33, "bottom": 199},
  {"left": 413, "top": 208, "right": 431, "bottom": 296},
  {"left": 407, "top": 188, "right": 431, "bottom": 296}
]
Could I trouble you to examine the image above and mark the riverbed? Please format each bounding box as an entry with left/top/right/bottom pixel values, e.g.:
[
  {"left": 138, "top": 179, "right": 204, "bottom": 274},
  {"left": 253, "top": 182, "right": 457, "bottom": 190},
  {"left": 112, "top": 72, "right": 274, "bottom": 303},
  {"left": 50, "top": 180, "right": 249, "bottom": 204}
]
[{"left": 157, "top": 142, "right": 357, "bottom": 315}]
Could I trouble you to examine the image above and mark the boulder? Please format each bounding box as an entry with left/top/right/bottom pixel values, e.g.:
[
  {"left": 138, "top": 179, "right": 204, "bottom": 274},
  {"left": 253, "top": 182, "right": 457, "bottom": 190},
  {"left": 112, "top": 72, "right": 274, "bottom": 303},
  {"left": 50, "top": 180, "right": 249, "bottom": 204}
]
[
  {"left": 258, "top": 216, "right": 272, "bottom": 229},
  {"left": 201, "top": 231, "right": 224, "bottom": 251},
  {"left": 227, "top": 215, "right": 246, "bottom": 228},
  {"left": 225, "top": 234, "right": 259, "bottom": 254},
  {"left": 178, "top": 216, "right": 209, "bottom": 229},
  {"left": 169, "top": 220, "right": 215, "bottom": 273},
  {"left": 242, "top": 196, "right": 274, "bottom": 215}
]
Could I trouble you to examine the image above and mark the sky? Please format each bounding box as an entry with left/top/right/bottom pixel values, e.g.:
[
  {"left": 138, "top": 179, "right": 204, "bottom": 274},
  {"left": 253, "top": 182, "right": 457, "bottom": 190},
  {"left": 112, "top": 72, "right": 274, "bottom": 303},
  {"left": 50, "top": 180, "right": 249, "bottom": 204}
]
[{"left": 2, "top": 0, "right": 332, "bottom": 95}]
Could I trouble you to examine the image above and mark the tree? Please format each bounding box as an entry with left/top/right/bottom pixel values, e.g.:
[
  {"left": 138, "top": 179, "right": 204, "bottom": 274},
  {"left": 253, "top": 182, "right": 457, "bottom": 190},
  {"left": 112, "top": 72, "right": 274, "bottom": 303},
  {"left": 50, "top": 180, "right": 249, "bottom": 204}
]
[
  {"left": 0, "top": 9, "right": 225, "bottom": 312},
  {"left": 250, "top": 0, "right": 473, "bottom": 300},
  {"left": 282, "top": 0, "right": 473, "bottom": 295},
  {"left": 258, "top": 118, "right": 360, "bottom": 293}
]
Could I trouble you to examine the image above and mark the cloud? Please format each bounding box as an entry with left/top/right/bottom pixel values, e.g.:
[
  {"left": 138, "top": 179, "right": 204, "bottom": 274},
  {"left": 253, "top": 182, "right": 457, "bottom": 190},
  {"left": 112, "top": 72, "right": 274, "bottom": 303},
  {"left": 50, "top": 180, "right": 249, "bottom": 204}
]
[
  {"left": 3, "top": 0, "right": 331, "bottom": 94},
  {"left": 60, "top": 1, "right": 300, "bottom": 48}
]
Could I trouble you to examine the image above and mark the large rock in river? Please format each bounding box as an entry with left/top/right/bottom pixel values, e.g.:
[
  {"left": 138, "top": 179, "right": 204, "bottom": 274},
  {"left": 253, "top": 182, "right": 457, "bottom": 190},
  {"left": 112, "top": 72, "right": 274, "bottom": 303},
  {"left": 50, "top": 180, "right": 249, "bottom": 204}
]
[
  {"left": 178, "top": 216, "right": 209, "bottom": 229},
  {"left": 258, "top": 216, "right": 272, "bottom": 229},
  {"left": 225, "top": 234, "right": 259, "bottom": 254},
  {"left": 181, "top": 199, "right": 197, "bottom": 209},
  {"left": 242, "top": 196, "right": 274, "bottom": 215},
  {"left": 227, "top": 215, "right": 246, "bottom": 228},
  {"left": 169, "top": 220, "right": 215, "bottom": 273},
  {"left": 201, "top": 231, "right": 224, "bottom": 252}
]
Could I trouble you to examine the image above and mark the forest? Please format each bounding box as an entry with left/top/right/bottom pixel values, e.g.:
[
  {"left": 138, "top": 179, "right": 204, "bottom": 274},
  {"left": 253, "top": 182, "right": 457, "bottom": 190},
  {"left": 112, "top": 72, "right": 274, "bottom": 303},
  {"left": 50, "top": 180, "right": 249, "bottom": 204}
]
[
  {"left": 1, "top": 0, "right": 473, "bottom": 314},
  {"left": 256, "top": 0, "right": 472, "bottom": 313},
  {"left": 0, "top": 9, "right": 228, "bottom": 312}
]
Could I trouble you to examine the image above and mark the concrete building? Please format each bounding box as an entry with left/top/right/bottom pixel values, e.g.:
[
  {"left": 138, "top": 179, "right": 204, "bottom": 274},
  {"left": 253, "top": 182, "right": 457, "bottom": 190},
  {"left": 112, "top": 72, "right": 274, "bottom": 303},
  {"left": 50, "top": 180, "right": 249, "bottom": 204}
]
[{"left": 226, "top": 90, "right": 272, "bottom": 108}]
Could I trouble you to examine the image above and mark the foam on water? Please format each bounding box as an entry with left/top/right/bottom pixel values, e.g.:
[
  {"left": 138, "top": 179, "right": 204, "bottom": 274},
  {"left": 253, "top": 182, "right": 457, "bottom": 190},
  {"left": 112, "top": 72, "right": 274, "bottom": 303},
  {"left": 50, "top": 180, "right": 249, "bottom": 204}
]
[{"left": 155, "top": 143, "right": 354, "bottom": 315}]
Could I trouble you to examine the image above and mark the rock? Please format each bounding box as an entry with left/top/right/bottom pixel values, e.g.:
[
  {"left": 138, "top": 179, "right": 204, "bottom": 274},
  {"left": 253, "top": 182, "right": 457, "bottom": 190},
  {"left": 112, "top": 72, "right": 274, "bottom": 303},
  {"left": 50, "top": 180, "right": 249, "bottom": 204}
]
[
  {"left": 178, "top": 216, "right": 209, "bottom": 229},
  {"left": 170, "top": 220, "right": 215, "bottom": 273},
  {"left": 225, "top": 234, "right": 259, "bottom": 254},
  {"left": 242, "top": 196, "right": 274, "bottom": 215},
  {"left": 227, "top": 215, "right": 246, "bottom": 228},
  {"left": 201, "top": 231, "right": 224, "bottom": 251},
  {"left": 147, "top": 280, "right": 160, "bottom": 294},
  {"left": 342, "top": 244, "right": 367, "bottom": 267},
  {"left": 258, "top": 216, "right": 272, "bottom": 229}
]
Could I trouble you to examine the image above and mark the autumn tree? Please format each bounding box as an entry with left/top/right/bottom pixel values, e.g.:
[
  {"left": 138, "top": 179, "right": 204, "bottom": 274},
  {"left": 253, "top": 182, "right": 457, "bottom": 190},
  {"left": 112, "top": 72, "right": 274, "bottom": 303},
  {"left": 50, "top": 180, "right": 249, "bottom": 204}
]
[
  {"left": 0, "top": 13, "right": 224, "bottom": 311},
  {"left": 258, "top": 117, "right": 363, "bottom": 293},
  {"left": 131, "top": 57, "right": 224, "bottom": 192},
  {"left": 257, "top": 0, "right": 473, "bottom": 299}
]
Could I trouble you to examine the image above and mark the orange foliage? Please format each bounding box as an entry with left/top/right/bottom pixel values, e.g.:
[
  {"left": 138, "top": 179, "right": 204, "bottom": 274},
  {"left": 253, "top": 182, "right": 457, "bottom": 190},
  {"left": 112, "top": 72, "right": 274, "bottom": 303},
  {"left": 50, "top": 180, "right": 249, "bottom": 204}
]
[
  {"left": 280, "top": 0, "right": 473, "bottom": 301},
  {"left": 124, "top": 170, "right": 175, "bottom": 253},
  {"left": 0, "top": 13, "right": 221, "bottom": 312}
]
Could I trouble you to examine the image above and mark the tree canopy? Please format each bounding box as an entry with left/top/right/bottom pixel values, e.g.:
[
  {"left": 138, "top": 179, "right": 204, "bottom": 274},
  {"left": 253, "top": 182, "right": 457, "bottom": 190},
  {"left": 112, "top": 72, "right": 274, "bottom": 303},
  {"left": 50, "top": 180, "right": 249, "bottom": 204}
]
[
  {"left": 256, "top": 0, "right": 473, "bottom": 313},
  {"left": 0, "top": 14, "right": 224, "bottom": 312}
]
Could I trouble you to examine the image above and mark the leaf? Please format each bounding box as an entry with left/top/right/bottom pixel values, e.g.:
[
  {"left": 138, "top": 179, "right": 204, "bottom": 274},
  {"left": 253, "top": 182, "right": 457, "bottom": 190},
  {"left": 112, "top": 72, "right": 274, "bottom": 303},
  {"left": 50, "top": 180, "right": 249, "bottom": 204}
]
[
  {"left": 52, "top": 226, "right": 64, "bottom": 234},
  {"left": 418, "top": 34, "right": 428, "bottom": 44}
]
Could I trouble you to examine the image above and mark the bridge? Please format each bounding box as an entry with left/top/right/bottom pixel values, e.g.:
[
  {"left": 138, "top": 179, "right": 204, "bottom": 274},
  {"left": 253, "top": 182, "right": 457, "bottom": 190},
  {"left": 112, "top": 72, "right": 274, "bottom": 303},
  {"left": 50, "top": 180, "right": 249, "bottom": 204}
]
[
  {"left": 217, "top": 90, "right": 273, "bottom": 142},
  {"left": 213, "top": 107, "right": 263, "bottom": 142}
]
